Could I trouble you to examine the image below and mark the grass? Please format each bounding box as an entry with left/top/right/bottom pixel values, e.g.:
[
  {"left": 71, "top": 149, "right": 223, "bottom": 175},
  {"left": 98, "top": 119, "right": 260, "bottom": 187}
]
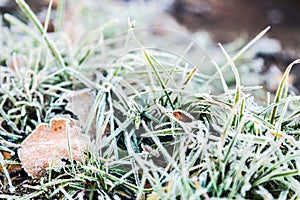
[{"left": 1, "top": 0, "right": 300, "bottom": 199}]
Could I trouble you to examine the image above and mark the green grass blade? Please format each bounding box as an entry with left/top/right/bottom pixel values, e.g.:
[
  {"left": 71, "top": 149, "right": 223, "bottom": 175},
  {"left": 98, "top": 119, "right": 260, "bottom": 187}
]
[
  {"left": 270, "top": 59, "right": 300, "bottom": 124},
  {"left": 55, "top": 0, "right": 65, "bottom": 31},
  {"left": 218, "top": 43, "right": 240, "bottom": 106},
  {"left": 15, "top": 0, "right": 66, "bottom": 69},
  {"left": 143, "top": 50, "right": 174, "bottom": 109}
]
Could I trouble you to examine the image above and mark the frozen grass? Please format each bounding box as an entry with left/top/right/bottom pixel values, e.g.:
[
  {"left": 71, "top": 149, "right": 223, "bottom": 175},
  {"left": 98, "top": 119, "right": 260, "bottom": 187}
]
[{"left": 1, "top": 0, "right": 300, "bottom": 199}]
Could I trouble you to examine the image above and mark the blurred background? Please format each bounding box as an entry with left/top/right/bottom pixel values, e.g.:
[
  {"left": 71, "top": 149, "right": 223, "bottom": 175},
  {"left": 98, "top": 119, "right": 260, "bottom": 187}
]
[
  {"left": 1, "top": 0, "right": 300, "bottom": 91},
  {"left": 171, "top": 0, "right": 300, "bottom": 49},
  {"left": 2, "top": 0, "right": 300, "bottom": 48}
]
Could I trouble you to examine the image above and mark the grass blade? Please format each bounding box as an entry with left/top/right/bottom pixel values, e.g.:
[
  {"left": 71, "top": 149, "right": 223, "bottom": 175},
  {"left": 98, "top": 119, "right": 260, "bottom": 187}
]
[
  {"left": 270, "top": 59, "right": 300, "bottom": 124},
  {"left": 15, "top": 0, "right": 66, "bottom": 69}
]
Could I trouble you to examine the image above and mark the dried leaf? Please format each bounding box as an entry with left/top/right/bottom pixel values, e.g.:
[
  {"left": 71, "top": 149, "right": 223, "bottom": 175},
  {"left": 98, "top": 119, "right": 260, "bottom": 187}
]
[
  {"left": 65, "top": 89, "right": 111, "bottom": 140},
  {"left": 7, "top": 55, "right": 26, "bottom": 72},
  {"left": 0, "top": 151, "right": 22, "bottom": 173},
  {"left": 18, "top": 116, "right": 89, "bottom": 178},
  {"left": 65, "top": 89, "right": 96, "bottom": 130},
  {"left": 45, "top": 0, "right": 59, "bottom": 9}
]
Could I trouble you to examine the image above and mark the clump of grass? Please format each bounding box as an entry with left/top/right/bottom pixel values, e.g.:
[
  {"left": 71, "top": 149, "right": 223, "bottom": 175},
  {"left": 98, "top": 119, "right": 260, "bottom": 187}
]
[{"left": 1, "top": 0, "right": 300, "bottom": 199}]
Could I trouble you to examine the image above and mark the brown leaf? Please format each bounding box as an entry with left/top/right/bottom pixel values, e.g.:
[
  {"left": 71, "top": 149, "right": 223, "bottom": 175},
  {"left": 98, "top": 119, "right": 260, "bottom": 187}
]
[
  {"left": 65, "top": 89, "right": 111, "bottom": 139},
  {"left": 0, "top": 151, "right": 22, "bottom": 173},
  {"left": 18, "top": 116, "right": 89, "bottom": 178},
  {"left": 7, "top": 55, "right": 26, "bottom": 72},
  {"left": 65, "top": 89, "right": 95, "bottom": 129},
  {"left": 44, "top": 0, "right": 59, "bottom": 9}
]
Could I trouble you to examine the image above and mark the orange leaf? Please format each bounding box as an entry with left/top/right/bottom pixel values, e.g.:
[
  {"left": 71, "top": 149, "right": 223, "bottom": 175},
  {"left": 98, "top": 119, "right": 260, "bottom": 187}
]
[
  {"left": 0, "top": 151, "right": 22, "bottom": 173},
  {"left": 18, "top": 116, "right": 89, "bottom": 178}
]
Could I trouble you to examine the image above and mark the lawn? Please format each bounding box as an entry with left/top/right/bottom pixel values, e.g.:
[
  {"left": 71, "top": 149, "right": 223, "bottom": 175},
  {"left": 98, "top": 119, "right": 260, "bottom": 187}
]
[{"left": 1, "top": 0, "right": 300, "bottom": 199}]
